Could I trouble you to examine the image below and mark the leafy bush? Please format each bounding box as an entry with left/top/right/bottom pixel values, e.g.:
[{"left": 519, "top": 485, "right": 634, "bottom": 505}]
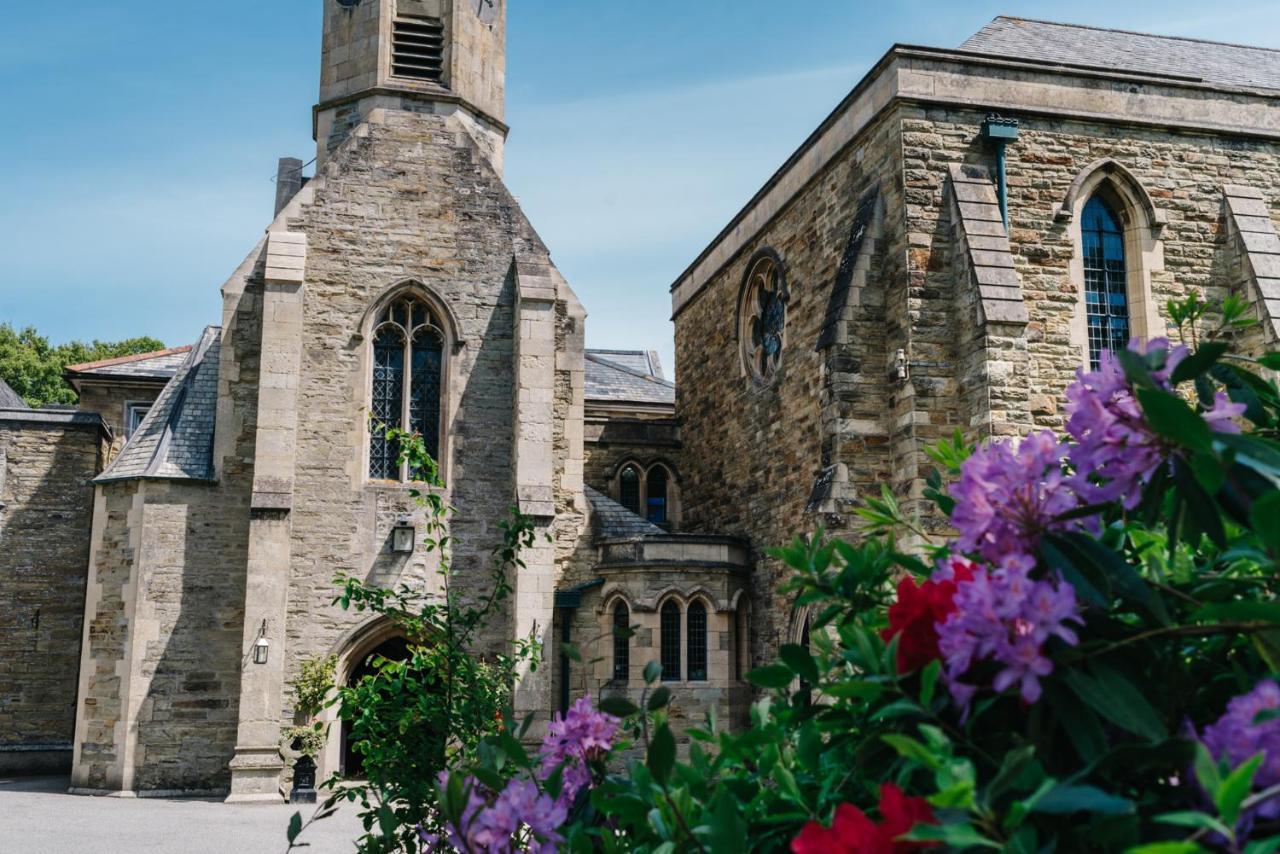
[
  {"left": 306, "top": 298, "right": 1280, "bottom": 853},
  {"left": 0, "top": 323, "right": 165, "bottom": 406}
]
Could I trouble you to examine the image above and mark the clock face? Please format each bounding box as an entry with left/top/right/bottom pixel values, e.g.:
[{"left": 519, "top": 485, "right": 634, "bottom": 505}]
[{"left": 476, "top": 0, "right": 499, "bottom": 24}]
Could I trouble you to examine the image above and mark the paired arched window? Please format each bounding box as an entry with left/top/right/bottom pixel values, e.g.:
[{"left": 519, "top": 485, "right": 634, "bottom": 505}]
[
  {"left": 658, "top": 597, "right": 709, "bottom": 683},
  {"left": 616, "top": 462, "right": 677, "bottom": 529},
  {"left": 660, "top": 600, "right": 681, "bottom": 682},
  {"left": 1082, "top": 194, "right": 1130, "bottom": 371},
  {"left": 369, "top": 293, "right": 445, "bottom": 481},
  {"left": 612, "top": 601, "right": 630, "bottom": 683}
]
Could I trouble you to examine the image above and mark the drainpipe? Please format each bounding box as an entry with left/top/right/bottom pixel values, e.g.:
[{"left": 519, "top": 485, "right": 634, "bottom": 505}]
[
  {"left": 553, "top": 578, "right": 605, "bottom": 713},
  {"left": 980, "top": 115, "right": 1020, "bottom": 229}
]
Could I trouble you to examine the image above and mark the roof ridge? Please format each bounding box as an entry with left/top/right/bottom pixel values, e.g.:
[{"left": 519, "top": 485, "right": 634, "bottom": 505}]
[
  {"left": 984, "top": 15, "right": 1280, "bottom": 55},
  {"left": 584, "top": 353, "right": 675, "bottom": 388},
  {"left": 65, "top": 345, "right": 192, "bottom": 373}
]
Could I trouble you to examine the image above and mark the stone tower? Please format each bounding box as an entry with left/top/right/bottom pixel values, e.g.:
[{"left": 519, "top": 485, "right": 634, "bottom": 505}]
[{"left": 315, "top": 0, "right": 507, "bottom": 170}]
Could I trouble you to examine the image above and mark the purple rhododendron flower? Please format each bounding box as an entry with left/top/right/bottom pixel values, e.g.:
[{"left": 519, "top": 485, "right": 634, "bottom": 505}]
[
  {"left": 1066, "top": 339, "right": 1245, "bottom": 509},
  {"left": 949, "top": 430, "right": 1081, "bottom": 563},
  {"left": 936, "top": 555, "right": 1082, "bottom": 707},
  {"left": 1202, "top": 680, "right": 1280, "bottom": 821},
  {"left": 538, "top": 696, "right": 619, "bottom": 806}
]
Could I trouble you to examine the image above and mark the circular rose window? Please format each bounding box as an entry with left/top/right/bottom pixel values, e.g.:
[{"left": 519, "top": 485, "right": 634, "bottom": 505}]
[{"left": 738, "top": 251, "right": 787, "bottom": 382}]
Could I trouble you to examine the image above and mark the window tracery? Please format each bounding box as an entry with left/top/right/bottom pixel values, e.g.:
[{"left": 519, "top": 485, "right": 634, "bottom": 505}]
[
  {"left": 369, "top": 293, "right": 445, "bottom": 482},
  {"left": 738, "top": 251, "right": 787, "bottom": 382}
]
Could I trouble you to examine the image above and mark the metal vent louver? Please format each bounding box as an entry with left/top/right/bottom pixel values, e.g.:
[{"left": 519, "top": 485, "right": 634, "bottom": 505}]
[{"left": 392, "top": 16, "right": 444, "bottom": 81}]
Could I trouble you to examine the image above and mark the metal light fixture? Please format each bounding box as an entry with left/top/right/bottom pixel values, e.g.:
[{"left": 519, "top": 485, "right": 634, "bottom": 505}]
[
  {"left": 252, "top": 620, "right": 270, "bottom": 665},
  {"left": 392, "top": 515, "right": 416, "bottom": 553}
]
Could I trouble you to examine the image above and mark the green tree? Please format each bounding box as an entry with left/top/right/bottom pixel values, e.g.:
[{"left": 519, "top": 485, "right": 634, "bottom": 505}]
[{"left": 0, "top": 323, "right": 165, "bottom": 407}]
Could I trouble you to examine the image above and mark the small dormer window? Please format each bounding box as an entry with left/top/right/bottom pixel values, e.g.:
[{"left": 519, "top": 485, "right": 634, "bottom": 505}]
[{"left": 391, "top": 15, "right": 444, "bottom": 82}]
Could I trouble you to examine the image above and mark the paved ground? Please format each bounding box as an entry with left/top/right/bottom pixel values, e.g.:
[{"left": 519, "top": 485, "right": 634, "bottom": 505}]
[{"left": 0, "top": 776, "right": 365, "bottom": 854}]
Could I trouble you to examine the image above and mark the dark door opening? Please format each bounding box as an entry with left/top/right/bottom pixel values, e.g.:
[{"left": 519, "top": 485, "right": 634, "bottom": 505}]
[{"left": 341, "top": 635, "right": 411, "bottom": 778}]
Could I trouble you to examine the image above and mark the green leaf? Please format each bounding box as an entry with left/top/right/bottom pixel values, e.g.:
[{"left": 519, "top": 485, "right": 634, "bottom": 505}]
[
  {"left": 1031, "top": 784, "right": 1134, "bottom": 815},
  {"left": 746, "top": 664, "right": 796, "bottom": 690},
  {"left": 644, "top": 660, "right": 662, "bottom": 685},
  {"left": 1194, "top": 742, "right": 1223, "bottom": 797},
  {"left": 1171, "top": 342, "right": 1229, "bottom": 384},
  {"left": 287, "top": 811, "right": 303, "bottom": 844},
  {"left": 1063, "top": 664, "right": 1168, "bottom": 742},
  {"left": 1251, "top": 492, "right": 1280, "bottom": 558},
  {"left": 1217, "top": 753, "right": 1264, "bottom": 828},
  {"left": 647, "top": 686, "right": 672, "bottom": 711},
  {"left": 1137, "top": 388, "right": 1213, "bottom": 453},
  {"left": 599, "top": 696, "right": 640, "bottom": 718},
  {"left": 561, "top": 642, "right": 581, "bottom": 663},
  {"left": 1244, "top": 835, "right": 1280, "bottom": 854},
  {"left": 707, "top": 791, "right": 748, "bottom": 853},
  {"left": 984, "top": 745, "right": 1037, "bottom": 807},
  {"left": 902, "top": 823, "right": 1002, "bottom": 849},
  {"left": 920, "top": 659, "right": 941, "bottom": 707},
  {"left": 648, "top": 723, "right": 676, "bottom": 785},
  {"left": 882, "top": 734, "right": 941, "bottom": 770},
  {"left": 1156, "top": 811, "right": 1234, "bottom": 841},
  {"left": 779, "top": 644, "right": 820, "bottom": 685},
  {"left": 1126, "top": 843, "right": 1208, "bottom": 854},
  {"left": 1191, "top": 601, "right": 1280, "bottom": 624}
]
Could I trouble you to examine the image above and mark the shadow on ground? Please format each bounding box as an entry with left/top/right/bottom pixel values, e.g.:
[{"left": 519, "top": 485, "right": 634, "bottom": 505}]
[{"left": 0, "top": 776, "right": 363, "bottom": 854}]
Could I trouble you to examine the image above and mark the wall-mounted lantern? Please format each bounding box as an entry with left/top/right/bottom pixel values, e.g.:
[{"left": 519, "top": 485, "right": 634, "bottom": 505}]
[
  {"left": 392, "top": 515, "right": 416, "bottom": 553},
  {"left": 252, "top": 620, "right": 270, "bottom": 665}
]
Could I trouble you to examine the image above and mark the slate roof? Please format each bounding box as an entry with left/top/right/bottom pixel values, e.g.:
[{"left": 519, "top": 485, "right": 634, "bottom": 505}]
[
  {"left": 584, "top": 350, "right": 675, "bottom": 407},
  {"left": 961, "top": 17, "right": 1280, "bottom": 93},
  {"left": 65, "top": 346, "right": 192, "bottom": 382},
  {"left": 0, "top": 377, "right": 28, "bottom": 409},
  {"left": 97, "top": 328, "right": 220, "bottom": 483},
  {"left": 585, "top": 486, "right": 666, "bottom": 539}
]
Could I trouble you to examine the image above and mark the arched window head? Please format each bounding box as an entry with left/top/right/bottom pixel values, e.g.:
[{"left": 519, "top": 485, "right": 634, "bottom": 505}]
[
  {"left": 612, "top": 601, "right": 630, "bottom": 683},
  {"left": 660, "top": 600, "right": 681, "bottom": 682},
  {"left": 618, "top": 464, "right": 642, "bottom": 515},
  {"left": 1082, "top": 195, "right": 1130, "bottom": 371},
  {"left": 738, "top": 250, "right": 787, "bottom": 382},
  {"left": 369, "top": 293, "right": 446, "bottom": 481},
  {"left": 646, "top": 465, "right": 669, "bottom": 526},
  {"left": 686, "top": 600, "right": 708, "bottom": 682}
]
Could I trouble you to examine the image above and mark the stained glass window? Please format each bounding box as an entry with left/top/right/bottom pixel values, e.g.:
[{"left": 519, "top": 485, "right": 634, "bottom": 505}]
[
  {"left": 612, "top": 602, "right": 630, "bottom": 683},
  {"left": 619, "top": 465, "right": 642, "bottom": 515},
  {"left": 740, "top": 253, "right": 787, "bottom": 381},
  {"left": 660, "top": 601, "right": 681, "bottom": 682},
  {"left": 646, "top": 465, "right": 668, "bottom": 526},
  {"left": 1082, "top": 195, "right": 1130, "bottom": 372},
  {"left": 369, "top": 295, "right": 445, "bottom": 481},
  {"left": 687, "top": 601, "right": 707, "bottom": 682}
]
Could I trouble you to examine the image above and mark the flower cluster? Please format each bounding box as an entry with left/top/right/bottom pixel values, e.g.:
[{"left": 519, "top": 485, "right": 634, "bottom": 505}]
[
  {"left": 881, "top": 556, "right": 975, "bottom": 673},
  {"left": 791, "top": 783, "right": 938, "bottom": 854},
  {"left": 1202, "top": 679, "right": 1280, "bottom": 820},
  {"left": 1066, "top": 339, "right": 1244, "bottom": 509},
  {"left": 936, "top": 556, "right": 1082, "bottom": 707},
  {"left": 538, "top": 696, "right": 619, "bottom": 805},
  {"left": 425, "top": 698, "right": 619, "bottom": 852},
  {"left": 949, "top": 430, "right": 1081, "bottom": 563}
]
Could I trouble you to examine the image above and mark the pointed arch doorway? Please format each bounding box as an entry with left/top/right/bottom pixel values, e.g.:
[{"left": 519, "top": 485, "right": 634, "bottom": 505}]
[{"left": 339, "top": 635, "right": 412, "bottom": 778}]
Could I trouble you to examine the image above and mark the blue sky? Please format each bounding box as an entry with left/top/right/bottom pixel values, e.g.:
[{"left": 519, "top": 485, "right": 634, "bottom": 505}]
[{"left": 2, "top": 1, "right": 1278, "bottom": 374}]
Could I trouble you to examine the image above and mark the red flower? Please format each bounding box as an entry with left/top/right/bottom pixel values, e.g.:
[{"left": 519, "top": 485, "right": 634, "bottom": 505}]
[
  {"left": 790, "top": 785, "right": 938, "bottom": 854},
  {"left": 881, "top": 558, "right": 976, "bottom": 673}
]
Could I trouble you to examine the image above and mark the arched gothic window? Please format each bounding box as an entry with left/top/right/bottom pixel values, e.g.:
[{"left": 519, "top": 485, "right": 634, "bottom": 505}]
[
  {"left": 612, "top": 601, "right": 630, "bottom": 683},
  {"left": 686, "top": 600, "right": 708, "bottom": 682},
  {"left": 660, "top": 600, "right": 681, "bottom": 682},
  {"left": 369, "top": 294, "right": 445, "bottom": 481},
  {"left": 738, "top": 250, "right": 787, "bottom": 382},
  {"left": 646, "top": 465, "right": 669, "bottom": 526},
  {"left": 618, "top": 464, "right": 642, "bottom": 516},
  {"left": 1082, "top": 195, "right": 1130, "bottom": 371}
]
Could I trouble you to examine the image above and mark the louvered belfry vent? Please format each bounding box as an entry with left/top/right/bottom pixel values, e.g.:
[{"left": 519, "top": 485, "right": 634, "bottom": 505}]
[{"left": 392, "top": 16, "right": 444, "bottom": 81}]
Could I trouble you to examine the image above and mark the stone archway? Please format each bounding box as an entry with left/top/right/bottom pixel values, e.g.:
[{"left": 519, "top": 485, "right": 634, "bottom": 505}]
[{"left": 339, "top": 635, "right": 411, "bottom": 778}]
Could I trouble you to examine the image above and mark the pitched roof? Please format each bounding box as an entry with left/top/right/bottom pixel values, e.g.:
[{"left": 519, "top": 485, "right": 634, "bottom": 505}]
[
  {"left": 584, "top": 350, "right": 675, "bottom": 407},
  {"left": 961, "top": 17, "right": 1280, "bottom": 93},
  {"left": 97, "top": 329, "right": 220, "bottom": 483},
  {"left": 0, "top": 377, "right": 28, "bottom": 409},
  {"left": 584, "top": 486, "right": 666, "bottom": 540},
  {"left": 65, "top": 346, "right": 192, "bottom": 382}
]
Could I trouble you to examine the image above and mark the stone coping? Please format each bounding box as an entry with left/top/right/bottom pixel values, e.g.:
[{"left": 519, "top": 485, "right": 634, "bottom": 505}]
[{"left": 0, "top": 407, "right": 106, "bottom": 431}]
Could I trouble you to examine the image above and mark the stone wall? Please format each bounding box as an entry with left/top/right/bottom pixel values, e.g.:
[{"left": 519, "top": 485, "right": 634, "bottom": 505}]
[
  {"left": 583, "top": 416, "right": 681, "bottom": 519},
  {"left": 77, "top": 382, "right": 165, "bottom": 465},
  {"left": 672, "top": 112, "right": 902, "bottom": 668},
  {"left": 0, "top": 414, "right": 103, "bottom": 774}
]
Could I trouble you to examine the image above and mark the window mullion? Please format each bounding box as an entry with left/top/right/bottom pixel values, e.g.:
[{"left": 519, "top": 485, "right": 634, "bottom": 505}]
[{"left": 401, "top": 333, "right": 412, "bottom": 482}]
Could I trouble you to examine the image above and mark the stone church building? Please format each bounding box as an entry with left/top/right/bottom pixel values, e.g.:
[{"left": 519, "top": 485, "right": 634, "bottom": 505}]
[{"left": 2, "top": 5, "right": 1280, "bottom": 800}]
